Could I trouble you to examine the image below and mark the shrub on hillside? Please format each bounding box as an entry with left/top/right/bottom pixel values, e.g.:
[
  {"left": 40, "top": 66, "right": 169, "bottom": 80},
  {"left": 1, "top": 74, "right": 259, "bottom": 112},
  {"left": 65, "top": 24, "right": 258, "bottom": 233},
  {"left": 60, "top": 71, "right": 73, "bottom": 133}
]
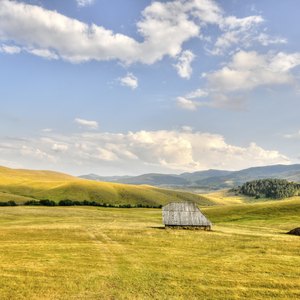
[
  {"left": 24, "top": 200, "right": 40, "bottom": 206},
  {"left": 0, "top": 201, "right": 17, "bottom": 206},
  {"left": 59, "top": 199, "right": 75, "bottom": 206},
  {"left": 22, "top": 199, "right": 162, "bottom": 208},
  {"left": 39, "top": 199, "right": 56, "bottom": 206}
]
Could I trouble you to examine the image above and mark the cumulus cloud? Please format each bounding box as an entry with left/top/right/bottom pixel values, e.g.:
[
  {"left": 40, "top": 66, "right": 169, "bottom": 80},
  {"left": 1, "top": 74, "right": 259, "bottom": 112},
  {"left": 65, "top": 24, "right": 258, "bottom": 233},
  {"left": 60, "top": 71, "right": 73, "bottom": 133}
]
[
  {"left": 0, "top": 0, "right": 275, "bottom": 66},
  {"left": 119, "top": 73, "right": 138, "bottom": 89},
  {"left": 74, "top": 118, "right": 99, "bottom": 129},
  {"left": 207, "top": 51, "right": 300, "bottom": 92},
  {"left": 0, "top": 0, "right": 199, "bottom": 64},
  {"left": 0, "top": 129, "right": 290, "bottom": 174},
  {"left": 174, "top": 50, "right": 195, "bottom": 79},
  {"left": 178, "top": 50, "right": 300, "bottom": 110}
]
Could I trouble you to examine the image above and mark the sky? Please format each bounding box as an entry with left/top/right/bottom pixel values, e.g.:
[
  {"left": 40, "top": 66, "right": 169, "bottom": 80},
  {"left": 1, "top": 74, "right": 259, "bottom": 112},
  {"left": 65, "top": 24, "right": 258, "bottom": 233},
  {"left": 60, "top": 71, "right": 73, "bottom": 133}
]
[{"left": 0, "top": 0, "right": 300, "bottom": 176}]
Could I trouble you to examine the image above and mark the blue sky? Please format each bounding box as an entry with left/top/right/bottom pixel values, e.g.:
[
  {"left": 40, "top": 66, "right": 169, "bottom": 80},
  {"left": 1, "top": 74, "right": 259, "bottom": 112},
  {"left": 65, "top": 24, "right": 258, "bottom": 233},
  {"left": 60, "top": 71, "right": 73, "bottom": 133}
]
[{"left": 0, "top": 0, "right": 300, "bottom": 175}]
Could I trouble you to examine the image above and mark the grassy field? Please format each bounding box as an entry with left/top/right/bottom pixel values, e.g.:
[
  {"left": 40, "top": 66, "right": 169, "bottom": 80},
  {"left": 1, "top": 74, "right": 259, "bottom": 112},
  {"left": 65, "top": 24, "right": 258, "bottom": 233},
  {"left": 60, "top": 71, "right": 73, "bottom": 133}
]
[
  {"left": 0, "top": 166, "right": 211, "bottom": 206},
  {"left": 201, "top": 189, "right": 280, "bottom": 205},
  {"left": 1, "top": 198, "right": 300, "bottom": 300}
]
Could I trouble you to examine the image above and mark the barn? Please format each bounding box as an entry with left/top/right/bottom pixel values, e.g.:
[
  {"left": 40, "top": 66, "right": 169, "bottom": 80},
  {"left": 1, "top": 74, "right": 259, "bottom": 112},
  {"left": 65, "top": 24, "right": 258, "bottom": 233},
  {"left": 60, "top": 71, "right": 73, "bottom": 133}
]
[{"left": 162, "top": 202, "right": 212, "bottom": 230}]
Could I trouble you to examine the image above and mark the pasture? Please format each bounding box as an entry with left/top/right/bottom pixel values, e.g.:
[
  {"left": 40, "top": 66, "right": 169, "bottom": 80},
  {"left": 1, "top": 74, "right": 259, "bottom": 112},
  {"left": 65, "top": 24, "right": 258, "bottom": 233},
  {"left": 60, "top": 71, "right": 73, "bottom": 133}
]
[{"left": 1, "top": 199, "right": 300, "bottom": 299}]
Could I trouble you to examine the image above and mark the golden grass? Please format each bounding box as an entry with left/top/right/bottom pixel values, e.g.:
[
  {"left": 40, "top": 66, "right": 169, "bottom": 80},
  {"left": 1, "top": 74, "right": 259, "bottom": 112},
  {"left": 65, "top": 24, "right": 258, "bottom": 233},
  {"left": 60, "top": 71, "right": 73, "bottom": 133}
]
[
  {"left": 0, "top": 201, "right": 300, "bottom": 299},
  {"left": 0, "top": 166, "right": 211, "bottom": 206},
  {"left": 202, "top": 189, "right": 283, "bottom": 206}
]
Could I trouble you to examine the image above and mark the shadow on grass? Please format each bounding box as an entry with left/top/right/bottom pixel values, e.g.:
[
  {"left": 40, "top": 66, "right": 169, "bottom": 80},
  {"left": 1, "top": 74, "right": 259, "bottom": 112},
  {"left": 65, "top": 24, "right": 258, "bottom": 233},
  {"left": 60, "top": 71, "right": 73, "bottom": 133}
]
[
  {"left": 148, "top": 226, "right": 165, "bottom": 230},
  {"left": 148, "top": 226, "right": 215, "bottom": 232}
]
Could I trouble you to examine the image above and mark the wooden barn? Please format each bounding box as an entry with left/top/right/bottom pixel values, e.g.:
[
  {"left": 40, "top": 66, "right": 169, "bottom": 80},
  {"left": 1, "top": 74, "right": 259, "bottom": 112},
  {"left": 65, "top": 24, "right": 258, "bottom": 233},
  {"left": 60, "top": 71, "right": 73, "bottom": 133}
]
[{"left": 162, "top": 202, "right": 212, "bottom": 230}]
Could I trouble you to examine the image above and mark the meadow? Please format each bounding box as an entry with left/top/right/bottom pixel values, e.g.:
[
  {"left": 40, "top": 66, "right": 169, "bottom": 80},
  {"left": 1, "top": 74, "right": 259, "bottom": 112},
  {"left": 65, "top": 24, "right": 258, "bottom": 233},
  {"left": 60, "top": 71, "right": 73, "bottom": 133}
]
[{"left": 1, "top": 197, "right": 300, "bottom": 300}]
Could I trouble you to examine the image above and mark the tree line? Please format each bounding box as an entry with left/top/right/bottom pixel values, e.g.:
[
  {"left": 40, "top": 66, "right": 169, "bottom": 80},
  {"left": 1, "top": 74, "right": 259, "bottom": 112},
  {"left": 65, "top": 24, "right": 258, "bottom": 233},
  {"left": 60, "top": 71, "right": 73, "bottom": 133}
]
[
  {"left": 231, "top": 178, "right": 300, "bottom": 199},
  {"left": 0, "top": 199, "right": 162, "bottom": 208}
]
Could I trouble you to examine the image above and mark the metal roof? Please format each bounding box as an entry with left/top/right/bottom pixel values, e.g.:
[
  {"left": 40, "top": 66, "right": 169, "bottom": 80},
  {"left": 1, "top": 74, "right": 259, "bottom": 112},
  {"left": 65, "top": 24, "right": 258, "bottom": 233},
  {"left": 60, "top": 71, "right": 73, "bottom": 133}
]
[{"left": 162, "top": 202, "right": 212, "bottom": 226}]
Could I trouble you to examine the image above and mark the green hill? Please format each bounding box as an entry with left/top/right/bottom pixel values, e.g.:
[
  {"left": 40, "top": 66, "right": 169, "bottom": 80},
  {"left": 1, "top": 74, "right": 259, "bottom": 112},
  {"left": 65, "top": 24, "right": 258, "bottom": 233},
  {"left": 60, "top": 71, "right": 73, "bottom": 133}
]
[
  {"left": 0, "top": 166, "right": 212, "bottom": 206},
  {"left": 203, "top": 196, "right": 300, "bottom": 225},
  {"left": 233, "top": 178, "right": 300, "bottom": 199}
]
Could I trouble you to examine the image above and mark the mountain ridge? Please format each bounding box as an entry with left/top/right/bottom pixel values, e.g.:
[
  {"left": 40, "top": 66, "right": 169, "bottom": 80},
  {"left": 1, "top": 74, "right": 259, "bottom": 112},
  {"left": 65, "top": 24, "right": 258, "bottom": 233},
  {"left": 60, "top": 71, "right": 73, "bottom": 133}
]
[{"left": 79, "top": 164, "right": 300, "bottom": 190}]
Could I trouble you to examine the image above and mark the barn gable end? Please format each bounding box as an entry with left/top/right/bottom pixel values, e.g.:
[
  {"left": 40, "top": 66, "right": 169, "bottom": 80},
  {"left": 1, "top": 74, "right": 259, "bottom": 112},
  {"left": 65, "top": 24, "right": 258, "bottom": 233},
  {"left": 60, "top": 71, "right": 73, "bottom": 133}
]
[{"left": 162, "top": 202, "right": 212, "bottom": 229}]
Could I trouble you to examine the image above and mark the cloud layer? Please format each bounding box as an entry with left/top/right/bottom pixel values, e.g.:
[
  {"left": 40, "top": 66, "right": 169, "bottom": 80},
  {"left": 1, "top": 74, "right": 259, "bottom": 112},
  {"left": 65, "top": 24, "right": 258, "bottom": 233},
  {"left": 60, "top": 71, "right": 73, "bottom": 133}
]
[{"left": 0, "top": 129, "right": 290, "bottom": 175}]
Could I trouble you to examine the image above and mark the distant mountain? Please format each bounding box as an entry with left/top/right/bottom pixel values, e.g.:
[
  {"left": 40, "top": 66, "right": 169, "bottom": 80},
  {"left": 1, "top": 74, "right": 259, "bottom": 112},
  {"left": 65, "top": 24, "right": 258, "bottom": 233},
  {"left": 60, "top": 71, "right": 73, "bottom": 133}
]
[
  {"left": 79, "top": 164, "right": 300, "bottom": 190},
  {"left": 119, "top": 173, "right": 189, "bottom": 186},
  {"left": 197, "top": 164, "right": 300, "bottom": 188},
  {"left": 180, "top": 170, "right": 233, "bottom": 183},
  {"left": 78, "top": 174, "right": 131, "bottom": 182}
]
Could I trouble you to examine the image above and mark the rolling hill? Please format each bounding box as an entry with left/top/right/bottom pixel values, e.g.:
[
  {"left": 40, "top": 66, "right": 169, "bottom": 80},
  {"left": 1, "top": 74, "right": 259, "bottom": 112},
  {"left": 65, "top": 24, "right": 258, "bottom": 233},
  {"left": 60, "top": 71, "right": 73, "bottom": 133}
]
[
  {"left": 0, "top": 166, "right": 211, "bottom": 206},
  {"left": 80, "top": 164, "right": 300, "bottom": 190}
]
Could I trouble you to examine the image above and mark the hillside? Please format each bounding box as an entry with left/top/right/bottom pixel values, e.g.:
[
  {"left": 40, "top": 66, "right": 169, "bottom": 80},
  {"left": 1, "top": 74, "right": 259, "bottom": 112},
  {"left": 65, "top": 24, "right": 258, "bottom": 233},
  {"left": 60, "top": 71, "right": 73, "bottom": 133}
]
[
  {"left": 0, "top": 166, "right": 211, "bottom": 206},
  {"left": 234, "top": 179, "right": 300, "bottom": 199},
  {"left": 203, "top": 196, "right": 300, "bottom": 226},
  {"left": 80, "top": 164, "right": 300, "bottom": 190}
]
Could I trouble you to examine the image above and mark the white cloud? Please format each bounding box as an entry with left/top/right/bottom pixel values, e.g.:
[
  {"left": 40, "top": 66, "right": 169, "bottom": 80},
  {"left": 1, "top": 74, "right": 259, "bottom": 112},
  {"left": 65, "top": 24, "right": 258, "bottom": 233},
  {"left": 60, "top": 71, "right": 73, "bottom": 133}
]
[
  {"left": 27, "top": 48, "right": 58, "bottom": 60},
  {"left": 174, "top": 50, "right": 195, "bottom": 79},
  {"left": 256, "top": 33, "right": 287, "bottom": 46},
  {"left": 0, "top": 44, "right": 21, "bottom": 54},
  {"left": 20, "top": 145, "right": 56, "bottom": 163},
  {"left": 176, "top": 97, "right": 199, "bottom": 111},
  {"left": 52, "top": 144, "right": 68, "bottom": 152},
  {"left": 207, "top": 51, "right": 300, "bottom": 93},
  {"left": 76, "top": 0, "right": 95, "bottom": 7},
  {"left": 0, "top": 0, "right": 201, "bottom": 64},
  {"left": 181, "top": 126, "right": 193, "bottom": 132},
  {"left": 178, "top": 50, "right": 300, "bottom": 110},
  {"left": 176, "top": 88, "right": 209, "bottom": 111},
  {"left": 119, "top": 73, "right": 138, "bottom": 89},
  {"left": 208, "top": 15, "right": 286, "bottom": 55},
  {"left": 210, "top": 15, "right": 264, "bottom": 55},
  {"left": 97, "top": 147, "right": 118, "bottom": 161},
  {"left": 186, "top": 88, "right": 208, "bottom": 99},
  {"left": 0, "top": 0, "right": 274, "bottom": 66},
  {"left": 74, "top": 118, "right": 99, "bottom": 129},
  {"left": 0, "top": 130, "right": 290, "bottom": 174}
]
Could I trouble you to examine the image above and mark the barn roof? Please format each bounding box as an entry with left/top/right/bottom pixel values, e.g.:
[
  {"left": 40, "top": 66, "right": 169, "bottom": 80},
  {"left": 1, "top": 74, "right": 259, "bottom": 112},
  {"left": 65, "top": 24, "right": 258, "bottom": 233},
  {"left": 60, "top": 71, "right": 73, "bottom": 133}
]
[{"left": 162, "top": 202, "right": 212, "bottom": 227}]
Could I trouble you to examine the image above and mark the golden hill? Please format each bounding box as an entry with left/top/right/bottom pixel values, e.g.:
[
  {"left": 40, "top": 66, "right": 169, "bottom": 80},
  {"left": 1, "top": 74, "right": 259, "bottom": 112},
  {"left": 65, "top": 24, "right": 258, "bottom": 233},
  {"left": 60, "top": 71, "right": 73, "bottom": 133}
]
[{"left": 0, "top": 166, "right": 212, "bottom": 206}]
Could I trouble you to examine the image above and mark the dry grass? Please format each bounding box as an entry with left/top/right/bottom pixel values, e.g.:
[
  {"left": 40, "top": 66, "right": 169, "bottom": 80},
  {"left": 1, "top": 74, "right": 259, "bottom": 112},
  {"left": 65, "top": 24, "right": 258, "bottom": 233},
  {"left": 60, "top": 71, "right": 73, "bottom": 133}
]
[
  {"left": 0, "top": 166, "right": 210, "bottom": 206},
  {"left": 0, "top": 202, "right": 300, "bottom": 299}
]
